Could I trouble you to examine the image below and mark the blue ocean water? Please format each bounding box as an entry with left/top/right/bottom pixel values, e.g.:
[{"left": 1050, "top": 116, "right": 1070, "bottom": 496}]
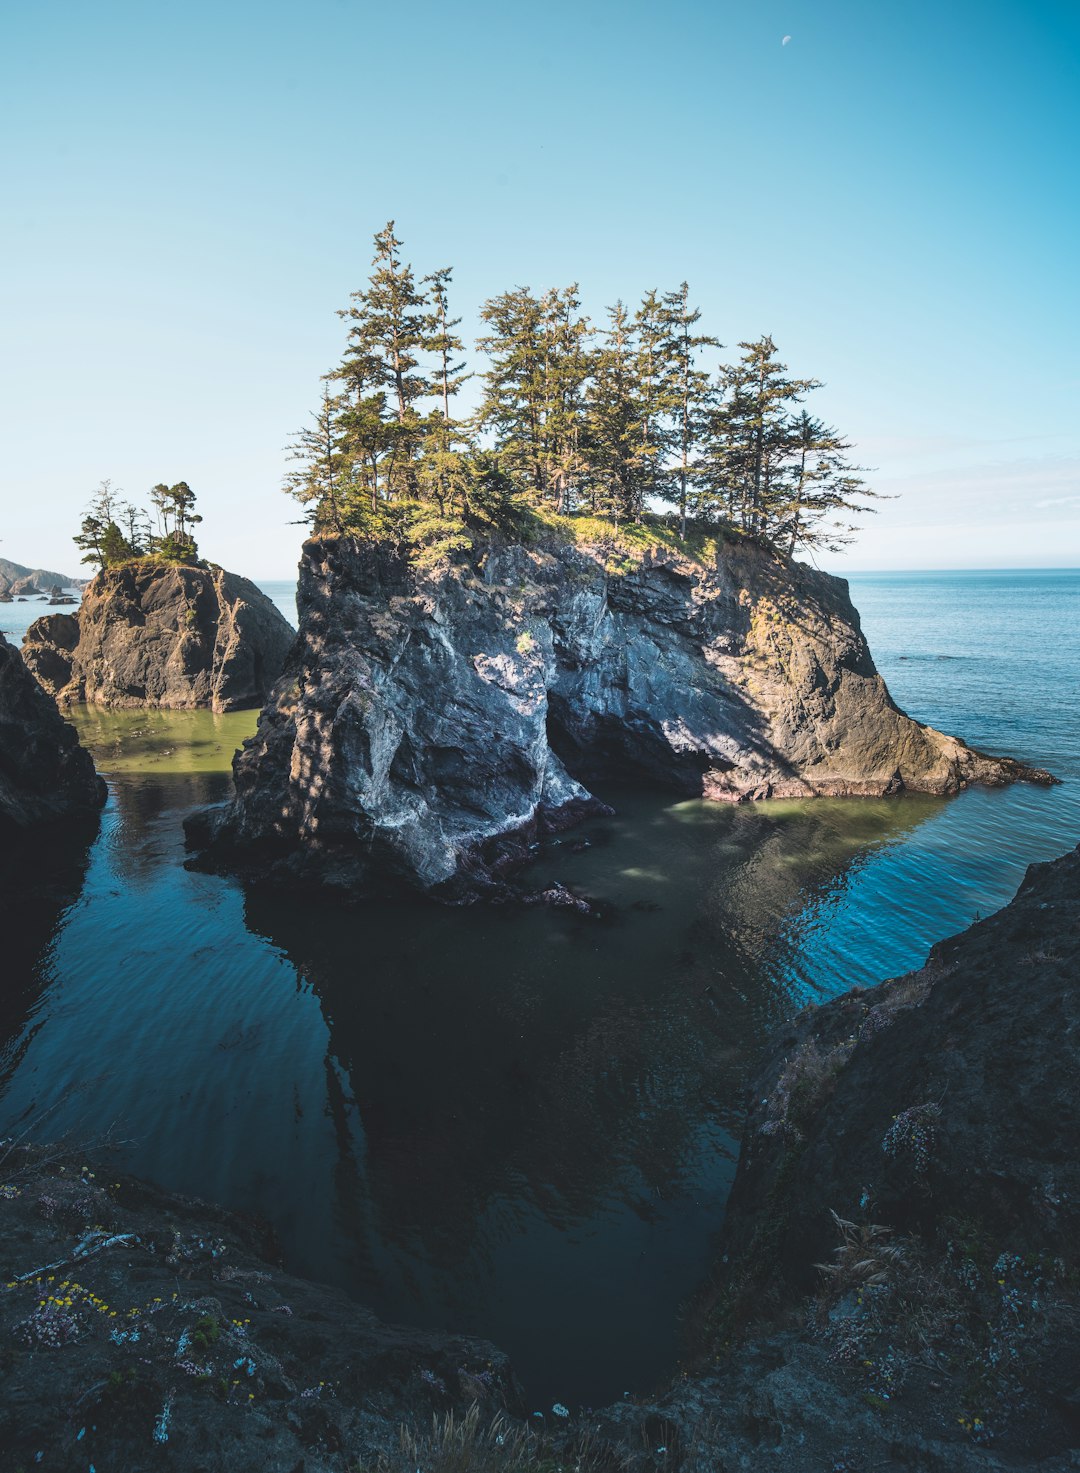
[{"left": 0, "top": 567, "right": 1076, "bottom": 1407}]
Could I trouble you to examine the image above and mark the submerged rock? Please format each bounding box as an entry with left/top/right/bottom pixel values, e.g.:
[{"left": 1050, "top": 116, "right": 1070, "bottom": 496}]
[
  {"left": 190, "top": 528, "right": 1052, "bottom": 901},
  {"left": 0, "top": 632, "right": 106, "bottom": 832},
  {"left": 23, "top": 561, "right": 294, "bottom": 714}
]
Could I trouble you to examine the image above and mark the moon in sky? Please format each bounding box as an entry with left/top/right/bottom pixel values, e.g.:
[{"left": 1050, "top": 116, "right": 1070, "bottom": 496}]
[{"left": 782, "top": 34, "right": 792, "bottom": 45}]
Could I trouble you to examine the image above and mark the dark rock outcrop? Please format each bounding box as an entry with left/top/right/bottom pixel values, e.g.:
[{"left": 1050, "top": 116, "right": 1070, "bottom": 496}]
[
  {"left": 0, "top": 1146, "right": 520, "bottom": 1472},
  {"left": 720, "top": 840, "right": 1080, "bottom": 1294},
  {"left": 599, "top": 844, "right": 1080, "bottom": 1471},
  {"left": 0, "top": 632, "right": 106, "bottom": 832},
  {"left": 23, "top": 561, "right": 294, "bottom": 714},
  {"left": 190, "top": 529, "right": 1052, "bottom": 901}
]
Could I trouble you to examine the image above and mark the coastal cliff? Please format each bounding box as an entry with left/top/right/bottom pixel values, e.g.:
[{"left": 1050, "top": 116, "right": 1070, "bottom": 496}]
[
  {"left": 22, "top": 562, "right": 294, "bottom": 714},
  {"left": 0, "top": 632, "right": 105, "bottom": 832},
  {"left": 189, "top": 525, "right": 1050, "bottom": 900}
]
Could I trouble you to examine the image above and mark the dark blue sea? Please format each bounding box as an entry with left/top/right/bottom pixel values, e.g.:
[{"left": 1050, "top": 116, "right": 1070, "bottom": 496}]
[{"left": 1, "top": 569, "right": 1077, "bottom": 1407}]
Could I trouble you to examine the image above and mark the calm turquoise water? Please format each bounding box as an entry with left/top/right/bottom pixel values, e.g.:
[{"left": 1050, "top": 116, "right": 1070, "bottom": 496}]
[{"left": 0, "top": 569, "right": 1076, "bottom": 1408}]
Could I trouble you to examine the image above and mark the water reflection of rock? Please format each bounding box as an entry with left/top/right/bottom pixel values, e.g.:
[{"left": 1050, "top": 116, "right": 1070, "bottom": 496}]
[
  {"left": 101, "top": 772, "right": 233, "bottom": 886},
  {"left": 0, "top": 825, "right": 96, "bottom": 1084},
  {"left": 240, "top": 789, "right": 940, "bottom": 1283},
  {"left": 243, "top": 886, "right": 740, "bottom": 1276},
  {"left": 690, "top": 794, "right": 944, "bottom": 1016}
]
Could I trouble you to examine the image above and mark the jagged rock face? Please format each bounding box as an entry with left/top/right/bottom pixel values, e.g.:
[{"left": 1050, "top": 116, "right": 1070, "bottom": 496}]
[
  {"left": 722, "top": 842, "right": 1080, "bottom": 1281},
  {"left": 192, "top": 531, "right": 1048, "bottom": 901},
  {"left": 23, "top": 562, "right": 295, "bottom": 714},
  {"left": 0, "top": 633, "right": 106, "bottom": 832}
]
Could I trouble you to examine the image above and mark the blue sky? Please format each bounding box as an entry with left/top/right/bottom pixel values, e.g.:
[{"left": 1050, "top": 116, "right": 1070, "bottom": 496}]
[{"left": 1, "top": 0, "right": 1077, "bottom": 577}]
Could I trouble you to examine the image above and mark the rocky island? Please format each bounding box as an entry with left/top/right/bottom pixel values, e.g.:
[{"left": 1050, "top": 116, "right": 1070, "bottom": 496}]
[
  {"left": 23, "top": 561, "right": 294, "bottom": 715},
  {"left": 189, "top": 523, "right": 1052, "bottom": 902}
]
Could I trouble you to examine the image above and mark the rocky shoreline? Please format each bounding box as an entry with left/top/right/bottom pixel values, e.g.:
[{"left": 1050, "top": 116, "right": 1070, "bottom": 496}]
[{"left": 188, "top": 528, "right": 1055, "bottom": 904}]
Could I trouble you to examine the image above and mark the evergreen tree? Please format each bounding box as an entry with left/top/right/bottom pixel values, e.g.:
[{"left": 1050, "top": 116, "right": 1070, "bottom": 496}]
[
  {"left": 585, "top": 302, "right": 646, "bottom": 522},
  {"left": 632, "top": 290, "right": 678, "bottom": 508},
  {"left": 118, "top": 500, "right": 152, "bottom": 555},
  {"left": 338, "top": 221, "right": 429, "bottom": 499},
  {"left": 419, "top": 266, "right": 474, "bottom": 514},
  {"left": 285, "top": 386, "right": 348, "bottom": 531},
  {"left": 702, "top": 336, "right": 819, "bottom": 537},
  {"left": 282, "top": 239, "right": 883, "bottom": 563},
  {"left": 776, "top": 411, "right": 879, "bottom": 553},
  {"left": 659, "top": 283, "right": 720, "bottom": 537},
  {"left": 477, "top": 287, "right": 548, "bottom": 496},
  {"left": 73, "top": 481, "right": 134, "bottom": 571},
  {"left": 539, "top": 285, "right": 591, "bottom": 513}
]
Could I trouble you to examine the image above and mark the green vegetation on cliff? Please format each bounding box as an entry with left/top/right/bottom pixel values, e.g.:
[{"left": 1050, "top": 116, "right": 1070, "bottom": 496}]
[
  {"left": 74, "top": 478, "right": 204, "bottom": 572},
  {"left": 286, "top": 221, "right": 880, "bottom": 566}
]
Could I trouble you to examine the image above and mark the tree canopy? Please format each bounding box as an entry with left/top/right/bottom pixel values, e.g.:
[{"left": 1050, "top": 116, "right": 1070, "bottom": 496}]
[
  {"left": 74, "top": 480, "right": 202, "bottom": 572},
  {"left": 287, "top": 225, "right": 879, "bottom": 565}
]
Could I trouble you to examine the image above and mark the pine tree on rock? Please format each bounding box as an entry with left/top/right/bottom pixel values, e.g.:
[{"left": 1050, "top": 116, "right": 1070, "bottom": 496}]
[
  {"left": 419, "top": 266, "right": 474, "bottom": 514},
  {"left": 339, "top": 222, "right": 430, "bottom": 499},
  {"left": 778, "top": 411, "right": 879, "bottom": 553},
  {"left": 285, "top": 386, "right": 349, "bottom": 532},
  {"left": 585, "top": 302, "right": 647, "bottom": 523},
  {"left": 478, "top": 287, "right": 549, "bottom": 497},
  {"left": 659, "top": 283, "right": 720, "bottom": 538},
  {"left": 539, "top": 285, "right": 591, "bottom": 514},
  {"left": 703, "top": 336, "right": 819, "bottom": 539}
]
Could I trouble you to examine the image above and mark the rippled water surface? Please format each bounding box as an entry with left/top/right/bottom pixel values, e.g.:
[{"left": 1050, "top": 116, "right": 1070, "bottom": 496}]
[{"left": 1, "top": 569, "right": 1077, "bottom": 1407}]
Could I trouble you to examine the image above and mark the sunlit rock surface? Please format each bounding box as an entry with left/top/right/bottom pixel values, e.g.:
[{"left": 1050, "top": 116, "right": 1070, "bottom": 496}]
[
  {"left": 191, "top": 529, "right": 1050, "bottom": 901},
  {"left": 23, "top": 562, "right": 294, "bottom": 714}
]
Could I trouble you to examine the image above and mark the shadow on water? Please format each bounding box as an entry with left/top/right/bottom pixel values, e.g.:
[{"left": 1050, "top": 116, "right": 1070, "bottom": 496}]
[
  {"left": 0, "top": 822, "right": 97, "bottom": 1092},
  {"left": 0, "top": 716, "right": 945, "bottom": 1407}
]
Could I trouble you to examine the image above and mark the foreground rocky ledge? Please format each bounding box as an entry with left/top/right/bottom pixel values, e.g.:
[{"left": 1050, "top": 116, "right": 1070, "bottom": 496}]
[
  {"left": 189, "top": 527, "right": 1053, "bottom": 901},
  {"left": 0, "top": 633, "right": 105, "bottom": 833},
  {"left": 23, "top": 561, "right": 295, "bottom": 715},
  {"left": 0, "top": 1147, "right": 520, "bottom": 1471}
]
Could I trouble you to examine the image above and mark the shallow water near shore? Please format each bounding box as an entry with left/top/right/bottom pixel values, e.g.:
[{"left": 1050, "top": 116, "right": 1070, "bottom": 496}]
[{"left": 1, "top": 569, "right": 1077, "bottom": 1408}]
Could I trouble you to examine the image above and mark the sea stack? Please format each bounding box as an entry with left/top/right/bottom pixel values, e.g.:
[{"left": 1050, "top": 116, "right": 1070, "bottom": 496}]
[
  {"left": 23, "top": 561, "right": 294, "bottom": 714},
  {"left": 189, "top": 526, "right": 1052, "bottom": 901}
]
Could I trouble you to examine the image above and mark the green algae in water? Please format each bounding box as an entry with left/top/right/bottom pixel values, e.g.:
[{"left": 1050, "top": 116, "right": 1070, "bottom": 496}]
[{"left": 67, "top": 705, "right": 259, "bottom": 774}]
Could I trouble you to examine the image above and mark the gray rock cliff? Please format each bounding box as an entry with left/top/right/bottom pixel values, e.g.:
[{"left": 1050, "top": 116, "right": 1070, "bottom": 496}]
[
  {"left": 0, "top": 632, "right": 106, "bottom": 832},
  {"left": 191, "top": 529, "right": 1050, "bottom": 900},
  {"left": 22, "top": 561, "right": 295, "bottom": 714}
]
